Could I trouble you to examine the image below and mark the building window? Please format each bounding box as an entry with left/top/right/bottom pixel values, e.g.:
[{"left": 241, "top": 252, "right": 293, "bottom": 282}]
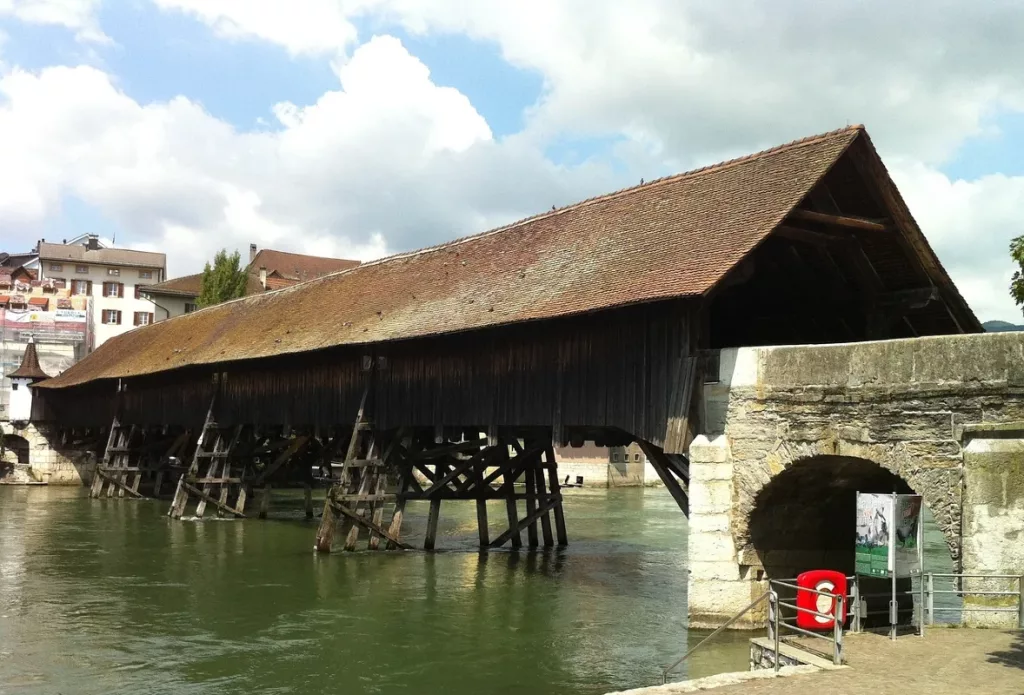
[
  {"left": 11, "top": 382, "right": 18, "bottom": 391},
  {"left": 184, "top": 303, "right": 198, "bottom": 314},
  {"left": 75, "top": 265, "right": 89, "bottom": 274},
  {"left": 103, "top": 282, "right": 123, "bottom": 298},
  {"left": 49, "top": 263, "right": 63, "bottom": 272},
  {"left": 71, "top": 279, "right": 91, "bottom": 296},
  {"left": 634, "top": 453, "right": 641, "bottom": 462},
  {"left": 134, "top": 285, "right": 141, "bottom": 300},
  {"left": 611, "top": 452, "right": 619, "bottom": 462},
  {"left": 134, "top": 312, "right": 154, "bottom": 326},
  {"left": 138, "top": 270, "right": 153, "bottom": 279},
  {"left": 107, "top": 268, "right": 120, "bottom": 277},
  {"left": 103, "top": 309, "right": 122, "bottom": 325}
]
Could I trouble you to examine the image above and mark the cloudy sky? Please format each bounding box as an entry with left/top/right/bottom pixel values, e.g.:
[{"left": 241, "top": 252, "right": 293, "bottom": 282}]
[{"left": 1, "top": 1, "right": 1023, "bottom": 321}]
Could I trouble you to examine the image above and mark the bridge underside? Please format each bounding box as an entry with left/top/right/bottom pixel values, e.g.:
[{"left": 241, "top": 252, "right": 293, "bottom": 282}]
[{"left": 79, "top": 407, "right": 683, "bottom": 552}]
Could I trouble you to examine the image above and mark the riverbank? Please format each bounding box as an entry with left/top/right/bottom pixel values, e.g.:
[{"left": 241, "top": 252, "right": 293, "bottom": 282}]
[{"left": 612, "top": 628, "right": 1024, "bottom": 695}]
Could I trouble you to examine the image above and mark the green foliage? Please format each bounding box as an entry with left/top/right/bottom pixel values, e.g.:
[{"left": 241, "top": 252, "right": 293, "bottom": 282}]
[
  {"left": 198, "top": 249, "right": 248, "bottom": 308},
  {"left": 1011, "top": 235, "right": 1024, "bottom": 315}
]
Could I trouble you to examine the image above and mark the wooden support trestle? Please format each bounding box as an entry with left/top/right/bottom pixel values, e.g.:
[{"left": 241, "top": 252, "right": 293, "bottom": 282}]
[
  {"left": 315, "top": 380, "right": 410, "bottom": 552},
  {"left": 91, "top": 410, "right": 189, "bottom": 500},
  {"left": 314, "top": 420, "right": 569, "bottom": 552},
  {"left": 169, "top": 399, "right": 251, "bottom": 520}
]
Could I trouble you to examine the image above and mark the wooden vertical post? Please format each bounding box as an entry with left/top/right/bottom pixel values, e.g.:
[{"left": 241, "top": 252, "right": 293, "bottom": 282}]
[
  {"left": 314, "top": 493, "right": 337, "bottom": 552},
  {"left": 524, "top": 458, "right": 539, "bottom": 547},
  {"left": 304, "top": 484, "right": 314, "bottom": 520},
  {"left": 258, "top": 483, "right": 272, "bottom": 520},
  {"left": 343, "top": 439, "right": 377, "bottom": 551},
  {"left": 502, "top": 443, "right": 522, "bottom": 550},
  {"left": 476, "top": 458, "right": 489, "bottom": 547},
  {"left": 536, "top": 457, "right": 554, "bottom": 547},
  {"left": 476, "top": 498, "right": 490, "bottom": 547},
  {"left": 545, "top": 444, "right": 568, "bottom": 546},
  {"left": 424, "top": 497, "right": 442, "bottom": 550},
  {"left": 195, "top": 438, "right": 222, "bottom": 518},
  {"left": 367, "top": 468, "right": 388, "bottom": 550},
  {"left": 152, "top": 466, "right": 165, "bottom": 499},
  {"left": 236, "top": 485, "right": 249, "bottom": 515},
  {"left": 386, "top": 465, "right": 411, "bottom": 550}
]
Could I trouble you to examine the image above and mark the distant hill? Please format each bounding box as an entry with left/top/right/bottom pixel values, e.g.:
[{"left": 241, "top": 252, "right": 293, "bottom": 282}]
[{"left": 983, "top": 320, "right": 1024, "bottom": 332}]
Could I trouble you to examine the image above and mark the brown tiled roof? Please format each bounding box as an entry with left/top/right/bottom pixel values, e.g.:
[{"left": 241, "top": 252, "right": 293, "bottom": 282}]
[
  {"left": 263, "top": 275, "right": 298, "bottom": 290},
  {"left": 27, "top": 297, "right": 49, "bottom": 307},
  {"left": 9, "top": 342, "right": 49, "bottom": 380},
  {"left": 250, "top": 249, "right": 359, "bottom": 281},
  {"left": 143, "top": 268, "right": 312, "bottom": 299},
  {"left": 42, "top": 126, "right": 964, "bottom": 389},
  {"left": 140, "top": 273, "right": 202, "bottom": 298},
  {"left": 39, "top": 242, "right": 166, "bottom": 270}
]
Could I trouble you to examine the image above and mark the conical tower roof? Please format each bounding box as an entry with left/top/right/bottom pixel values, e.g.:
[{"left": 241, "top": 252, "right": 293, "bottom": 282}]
[{"left": 8, "top": 340, "right": 50, "bottom": 381}]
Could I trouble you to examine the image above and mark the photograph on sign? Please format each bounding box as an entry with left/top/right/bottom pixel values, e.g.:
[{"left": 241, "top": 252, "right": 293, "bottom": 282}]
[
  {"left": 855, "top": 493, "right": 893, "bottom": 577},
  {"left": 893, "top": 495, "right": 923, "bottom": 577}
]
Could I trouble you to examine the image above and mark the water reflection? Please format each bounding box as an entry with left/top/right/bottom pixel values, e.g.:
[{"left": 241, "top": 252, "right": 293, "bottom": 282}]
[{"left": 0, "top": 485, "right": 952, "bottom": 695}]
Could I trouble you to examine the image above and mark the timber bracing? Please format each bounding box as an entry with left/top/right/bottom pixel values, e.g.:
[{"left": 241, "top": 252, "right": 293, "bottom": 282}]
[
  {"left": 90, "top": 416, "right": 191, "bottom": 500},
  {"left": 314, "top": 422, "right": 569, "bottom": 553},
  {"left": 167, "top": 397, "right": 316, "bottom": 520}
]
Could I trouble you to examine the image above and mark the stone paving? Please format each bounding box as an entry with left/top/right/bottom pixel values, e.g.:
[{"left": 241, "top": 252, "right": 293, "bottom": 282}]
[{"left": 613, "top": 628, "right": 1024, "bottom": 695}]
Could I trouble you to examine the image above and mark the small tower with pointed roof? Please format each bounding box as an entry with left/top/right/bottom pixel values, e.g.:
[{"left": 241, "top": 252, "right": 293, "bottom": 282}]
[{"left": 8, "top": 339, "right": 49, "bottom": 422}]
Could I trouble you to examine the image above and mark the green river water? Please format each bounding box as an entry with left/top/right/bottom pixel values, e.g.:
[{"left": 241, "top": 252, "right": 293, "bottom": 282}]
[{"left": 0, "top": 485, "right": 954, "bottom": 695}]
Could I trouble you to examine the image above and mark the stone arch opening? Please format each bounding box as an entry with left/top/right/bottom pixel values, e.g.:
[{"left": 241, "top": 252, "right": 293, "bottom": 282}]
[
  {"left": 749, "top": 455, "right": 923, "bottom": 579},
  {"left": 1, "top": 434, "right": 31, "bottom": 465}
]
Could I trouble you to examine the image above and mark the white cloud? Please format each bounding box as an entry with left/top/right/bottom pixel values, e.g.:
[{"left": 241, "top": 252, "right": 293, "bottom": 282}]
[
  {"left": 151, "top": 0, "right": 359, "bottom": 55},
  {"left": 360, "top": 0, "right": 1024, "bottom": 167},
  {"left": 0, "top": 0, "right": 108, "bottom": 43},
  {"left": 893, "top": 162, "right": 1024, "bottom": 322},
  {"left": 0, "top": 35, "right": 613, "bottom": 277},
  {"left": 7, "top": 0, "right": 1024, "bottom": 320},
  {"left": 152, "top": 0, "right": 1024, "bottom": 320}
]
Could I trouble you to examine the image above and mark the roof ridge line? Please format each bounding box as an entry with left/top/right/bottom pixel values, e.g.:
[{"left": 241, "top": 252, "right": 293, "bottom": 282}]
[
  {"left": 303, "top": 125, "right": 866, "bottom": 280},
  {"left": 145, "top": 125, "right": 866, "bottom": 315}
]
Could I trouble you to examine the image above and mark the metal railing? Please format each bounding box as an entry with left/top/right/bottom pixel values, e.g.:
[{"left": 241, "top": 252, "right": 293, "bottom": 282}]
[
  {"left": 767, "top": 579, "right": 844, "bottom": 671},
  {"left": 661, "top": 590, "right": 770, "bottom": 683},
  {"left": 661, "top": 579, "right": 846, "bottom": 684},
  {"left": 922, "top": 573, "right": 1024, "bottom": 627},
  {"left": 661, "top": 572, "right": 1022, "bottom": 686}
]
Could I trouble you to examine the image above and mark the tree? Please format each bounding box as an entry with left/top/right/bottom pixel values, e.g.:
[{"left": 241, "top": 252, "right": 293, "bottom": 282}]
[{"left": 198, "top": 249, "right": 248, "bottom": 308}]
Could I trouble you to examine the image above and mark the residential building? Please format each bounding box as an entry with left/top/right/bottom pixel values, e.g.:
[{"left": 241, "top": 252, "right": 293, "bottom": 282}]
[
  {"left": 0, "top": 269, "right": 88, "bottom": 418},
  {"left": 36, "top": 235, "right": 166, "bottom": 347},
  {"left": 141, "top": 244, "right": 359, "bottom": 321},
  {"left": 554, "top": 442, "right": 657, "bottom": 487}
]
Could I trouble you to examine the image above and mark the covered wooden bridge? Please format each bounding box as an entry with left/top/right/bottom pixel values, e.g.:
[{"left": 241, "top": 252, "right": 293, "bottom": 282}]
[{"left": 33, "top": 125, "right": 979, "bottom": 552}]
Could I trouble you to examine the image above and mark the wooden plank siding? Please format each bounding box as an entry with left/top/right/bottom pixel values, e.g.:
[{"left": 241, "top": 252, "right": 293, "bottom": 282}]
[{"left": 37, "top": 299, "right": 695, "bottom": 449}]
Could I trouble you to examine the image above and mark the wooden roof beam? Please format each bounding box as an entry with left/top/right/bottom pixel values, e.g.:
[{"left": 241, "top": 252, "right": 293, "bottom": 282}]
[
  {"left": 787, "top": 208, "right": 890, "bottom": 232},
  {"left": 775, "top": 225, "right": 852, "bottom": 248}
]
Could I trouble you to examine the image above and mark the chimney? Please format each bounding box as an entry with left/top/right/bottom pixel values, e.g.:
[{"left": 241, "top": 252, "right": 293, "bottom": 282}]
[
  {"left": 259, "top": 266, "right": 267, "bottom": 290},
  {"left": 250, "top": 244, "right": 257, "bottom": 263},
  {"left": 86, "top": 234, "right": 99, "bottom": 251}
]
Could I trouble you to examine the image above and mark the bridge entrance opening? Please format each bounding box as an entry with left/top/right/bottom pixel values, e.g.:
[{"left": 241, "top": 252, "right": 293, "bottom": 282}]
[
  {"left": 1, "top": 434, "right": 30, "bottom": 465},
  {"left": 749, "top": 455, "right": 921, "bottom": 579}
]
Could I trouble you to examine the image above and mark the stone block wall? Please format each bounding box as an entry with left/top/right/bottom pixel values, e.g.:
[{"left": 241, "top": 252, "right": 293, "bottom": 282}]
[
  {"left": 0, "top": 421, "right": 96, "bottom": 486},
  {"left": 689, "top": 332, "right": 1024, "bottom": 628}
]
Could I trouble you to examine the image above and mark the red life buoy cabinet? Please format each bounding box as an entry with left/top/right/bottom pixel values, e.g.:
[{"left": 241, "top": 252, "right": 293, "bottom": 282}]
[{"left": 795, "top": 570, "right": 846, "bottom": 630}]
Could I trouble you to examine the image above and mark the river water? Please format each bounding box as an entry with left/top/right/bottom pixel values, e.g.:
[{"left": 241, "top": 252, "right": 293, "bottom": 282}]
[{"left": 0, "top": 486, "right": 954, "bottom": 695}]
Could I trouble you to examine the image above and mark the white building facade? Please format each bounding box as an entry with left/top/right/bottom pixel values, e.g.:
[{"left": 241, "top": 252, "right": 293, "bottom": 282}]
[{"left": 37, "top": 236, "right": 166, "bottom": 349}]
